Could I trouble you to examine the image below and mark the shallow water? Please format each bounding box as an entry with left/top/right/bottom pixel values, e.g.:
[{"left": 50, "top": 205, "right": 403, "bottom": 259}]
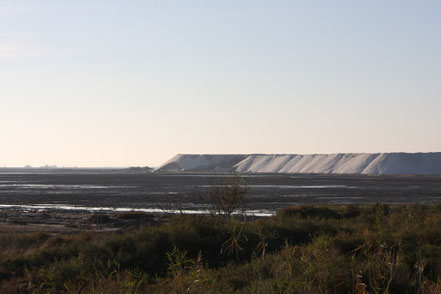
[{"left": 0, "top": 173, "right": 440, "bottom": 214}]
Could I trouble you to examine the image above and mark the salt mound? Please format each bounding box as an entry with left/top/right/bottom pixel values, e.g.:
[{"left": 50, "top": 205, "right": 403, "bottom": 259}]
[
  {"left": 155, "top": 153, "right": 441, "bottom": 175},
  {"left": 156, "top": 154, "right": 247, "bottom": 172}
]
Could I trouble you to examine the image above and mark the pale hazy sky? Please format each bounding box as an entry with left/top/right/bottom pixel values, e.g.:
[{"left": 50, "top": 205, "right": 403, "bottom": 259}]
[{"left": 1, "top": 0, "right": 440, "bottom": 167}]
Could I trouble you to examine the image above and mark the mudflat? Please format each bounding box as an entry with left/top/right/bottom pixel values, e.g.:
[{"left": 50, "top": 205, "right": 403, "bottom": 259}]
[
  {"left": 0, "top": 208, "right": 167, "bottom": 233},
  {"left": 1, "top": 173, "right": 441, "bottom": 232}
]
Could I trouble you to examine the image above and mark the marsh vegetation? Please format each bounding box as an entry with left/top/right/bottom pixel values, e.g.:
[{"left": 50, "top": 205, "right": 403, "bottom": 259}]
[{"left": 1, "top": 204, "right": 441, "bottom": 293}]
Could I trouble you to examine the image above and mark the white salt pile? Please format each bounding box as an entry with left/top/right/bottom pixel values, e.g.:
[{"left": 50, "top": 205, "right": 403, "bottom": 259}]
[{"left": 155, "top": 153, "right": 441, "bottom": 175}]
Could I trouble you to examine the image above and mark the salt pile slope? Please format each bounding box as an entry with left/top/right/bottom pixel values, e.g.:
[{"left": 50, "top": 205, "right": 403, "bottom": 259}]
[
  {"left": 156, "top": 154, "right": 247, "bottom": 172},
  {"left": 155, "top": 153, "right": 441, "bottom": 175}
]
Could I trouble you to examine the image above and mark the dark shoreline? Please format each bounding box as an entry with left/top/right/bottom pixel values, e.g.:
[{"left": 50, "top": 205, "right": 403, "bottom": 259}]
[{"left": 0, "top": 208, "right": 171, "bottom": 233}]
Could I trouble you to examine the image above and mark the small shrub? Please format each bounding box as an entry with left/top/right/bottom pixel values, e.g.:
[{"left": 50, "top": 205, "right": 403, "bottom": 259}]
[{"left": 209, "top": 175, "right": 248, "bottom": 220}]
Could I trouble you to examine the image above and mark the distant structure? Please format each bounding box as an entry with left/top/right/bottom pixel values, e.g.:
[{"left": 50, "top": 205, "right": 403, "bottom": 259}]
[{"left": 155, "top": 153, "right": 441, "bottom": 175}]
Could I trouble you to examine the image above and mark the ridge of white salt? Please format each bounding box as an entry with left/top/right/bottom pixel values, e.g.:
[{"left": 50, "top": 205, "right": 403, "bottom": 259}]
[
  {"left": 155, "top": 153, "right": 441, "bottom": 175},
  {"left": 155, "top": 154, "right": 247, "bottom": 172}
]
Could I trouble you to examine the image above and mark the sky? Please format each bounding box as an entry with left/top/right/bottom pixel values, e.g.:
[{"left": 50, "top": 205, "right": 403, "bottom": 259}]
[{"left": 1, "top": 0, "right": 441, "bottom": 167}]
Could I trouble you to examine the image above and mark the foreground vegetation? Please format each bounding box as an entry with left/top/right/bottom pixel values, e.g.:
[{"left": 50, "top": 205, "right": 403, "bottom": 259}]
[{"left": 2, "top": 204, "right": 441, "bottom": 293}]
